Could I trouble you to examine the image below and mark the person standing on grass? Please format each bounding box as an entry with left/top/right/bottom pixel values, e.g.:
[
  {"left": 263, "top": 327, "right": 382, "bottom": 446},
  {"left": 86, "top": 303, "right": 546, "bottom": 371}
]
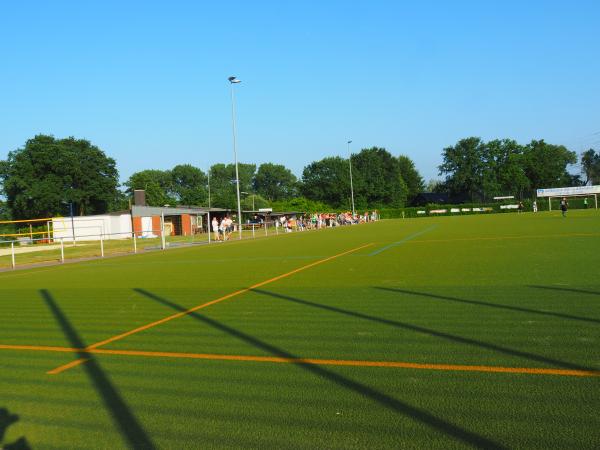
[
  {"left": 584, "top": 197, "right": 588, "bottom": 209},
  {"left": 219, "top": 217, "right": 226, "bottom": 241},
  {"left": 533, "top": 200, "right": 538, "bottom": 213},
  {"left": 212, "top": 217, "right": 219, "bottom": 241},
  {"left": 226, "top": 216, "right": 234, "bottom": 239},
  {"left": 560, "top": 197, "right": 568, "bottom": 217}
]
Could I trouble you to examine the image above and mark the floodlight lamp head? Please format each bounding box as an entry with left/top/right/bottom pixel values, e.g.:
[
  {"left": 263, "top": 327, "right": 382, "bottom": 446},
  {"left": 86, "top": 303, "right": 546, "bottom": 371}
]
[{"left": 228, "top": 76, "right": 241, "bottom": 83}]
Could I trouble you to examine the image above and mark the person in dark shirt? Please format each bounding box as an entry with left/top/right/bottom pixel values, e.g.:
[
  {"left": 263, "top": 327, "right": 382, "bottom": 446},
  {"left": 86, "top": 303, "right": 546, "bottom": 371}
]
[{"left": 560, "top": 197, "right": 568, "bottom": 217}]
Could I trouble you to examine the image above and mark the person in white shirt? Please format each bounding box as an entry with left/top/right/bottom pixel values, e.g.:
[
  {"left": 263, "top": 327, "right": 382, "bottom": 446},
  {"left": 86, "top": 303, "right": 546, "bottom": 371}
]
[
  {"left": 212, "top": 217, "right": 219, "bottom": 241},
  {"left": 219, "top": 217, "right": 227, "bottom": 241}
]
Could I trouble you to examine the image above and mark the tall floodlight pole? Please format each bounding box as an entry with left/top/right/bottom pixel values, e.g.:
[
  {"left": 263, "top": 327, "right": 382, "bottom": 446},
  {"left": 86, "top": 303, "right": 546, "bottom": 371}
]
[
  {"left": 229, "top": 76, "right": 243, "bottom": 239},
  {"left": 347, "top": 140, "right": 356, "bottom": 218},
  {"left": 207, "top": 168, "right": 211, "bottom": 208}
]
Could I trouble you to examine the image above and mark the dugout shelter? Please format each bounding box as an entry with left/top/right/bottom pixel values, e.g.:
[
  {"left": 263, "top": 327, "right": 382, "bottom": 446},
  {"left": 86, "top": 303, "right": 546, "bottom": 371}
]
[{"left": 536, "top": 185, "right": 599, "bottom": 210}]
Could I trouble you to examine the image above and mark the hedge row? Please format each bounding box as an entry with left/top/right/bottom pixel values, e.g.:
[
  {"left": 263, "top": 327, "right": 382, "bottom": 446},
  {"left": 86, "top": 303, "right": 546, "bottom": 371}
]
[{"left": 379, "top": 197, "right": 597, "bottom": 219}]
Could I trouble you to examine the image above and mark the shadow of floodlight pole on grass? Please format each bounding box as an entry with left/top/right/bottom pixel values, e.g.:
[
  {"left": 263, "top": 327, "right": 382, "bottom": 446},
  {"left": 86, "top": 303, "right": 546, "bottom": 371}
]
[
  {"left": 527, "top": 285, "right": 600, "bottom": 298},
  {"left": 133, "top": 288, "right": 505, "bottom": 450},
  {"left": 252, "top": 288, "right": 596, "bottom": 373},
  {"left": 0, "top": 408, "right": 30, "bottom": 450},
  {"left": 376, "top": 287, "right": 600, "bottom": 325},
  {"left": 40, "top": 290, "right": 155, "bottom": 450}
]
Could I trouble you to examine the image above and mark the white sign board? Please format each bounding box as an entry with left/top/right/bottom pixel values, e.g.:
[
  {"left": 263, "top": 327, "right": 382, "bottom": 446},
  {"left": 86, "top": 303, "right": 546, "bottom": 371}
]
[{"left": 536, "top": 185, "right": 600, "bottom": 198}]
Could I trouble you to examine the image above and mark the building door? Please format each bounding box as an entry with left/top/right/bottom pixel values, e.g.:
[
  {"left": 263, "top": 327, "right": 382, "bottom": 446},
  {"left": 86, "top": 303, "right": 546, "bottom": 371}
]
[{"left": 141, "top": 217, "right": 153, "bottom": 237}]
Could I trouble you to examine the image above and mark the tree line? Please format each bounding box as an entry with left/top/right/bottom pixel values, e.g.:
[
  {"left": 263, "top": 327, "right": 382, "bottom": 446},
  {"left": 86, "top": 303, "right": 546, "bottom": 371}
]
[
  {"left": 1, "top": 134, "right": 598, "bottom": 220},
  {"left": 436, "top": 137, "right": 597, "bottom": 202}
]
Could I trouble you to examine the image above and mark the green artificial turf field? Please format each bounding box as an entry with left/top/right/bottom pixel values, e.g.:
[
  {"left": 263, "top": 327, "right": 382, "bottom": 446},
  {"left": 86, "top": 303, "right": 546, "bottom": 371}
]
[{"left": 1, "top": 210, "right": 599, "bottom": 449}]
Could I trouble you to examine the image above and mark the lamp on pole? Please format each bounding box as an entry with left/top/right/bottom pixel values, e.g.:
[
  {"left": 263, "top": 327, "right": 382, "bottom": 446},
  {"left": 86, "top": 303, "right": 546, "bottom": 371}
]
[
  {"left": 229, "top": 76, "right": 243, "bottom": 239},
  {"left": 347, "top": 140, "right": 356, "bottom": 218}
]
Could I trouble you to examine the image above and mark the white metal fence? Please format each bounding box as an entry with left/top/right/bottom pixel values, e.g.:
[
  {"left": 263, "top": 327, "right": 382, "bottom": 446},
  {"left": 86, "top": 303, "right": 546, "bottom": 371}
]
[{"left": 0, "top": 218, "right": 375, "bottom": 270}]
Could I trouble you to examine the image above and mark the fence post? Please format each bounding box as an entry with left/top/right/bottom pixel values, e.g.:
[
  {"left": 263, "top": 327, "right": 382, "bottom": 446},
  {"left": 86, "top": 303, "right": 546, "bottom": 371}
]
[
  {"left": 133, "top": 232, "right": 137, "bottom": 253},
  {"left": 264, "top": 222, "right": 268, "bottom": 237},
  {"left": 161, "top": 212, "right": 166, "bottom": 250},
  {"left": 252, "top": 224, "right": 255, "bottom": 239},
  {"left": 100, "top": 235, "right": 104, "bottom": 257},
  {"left": 11, "top": 242, "right": 15, "bottom": 269},
  {"left": 207, "top": 211, "right": 211, "bottom": 244},
  {"left": 60, "top": 238, "right": 65, "bottom": 263}
]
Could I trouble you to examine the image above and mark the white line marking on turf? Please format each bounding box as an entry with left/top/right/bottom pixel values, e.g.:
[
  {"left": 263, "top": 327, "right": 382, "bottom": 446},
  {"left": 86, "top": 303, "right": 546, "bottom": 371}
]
[{"left": 369, "top": 225, "right": 437, "bottom": 256}]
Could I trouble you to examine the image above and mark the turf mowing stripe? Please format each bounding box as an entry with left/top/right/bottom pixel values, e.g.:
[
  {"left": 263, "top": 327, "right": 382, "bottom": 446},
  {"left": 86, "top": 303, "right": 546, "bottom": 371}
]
[
  {"left": 409, "top": 232, "right": 600, "bottom": 245},
  {"left": 46, "top": 242, "right": 374, "bottom": 375},
  {"left": 2, "top": 344, "right": 599, "bottom": 377},
  {"left": 369, "top": 225, "right": 437, "bottom": 256}
]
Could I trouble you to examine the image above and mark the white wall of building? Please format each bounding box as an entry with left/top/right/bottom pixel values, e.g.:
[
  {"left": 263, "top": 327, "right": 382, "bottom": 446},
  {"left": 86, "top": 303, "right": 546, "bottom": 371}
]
[{"left": 52, "top": 214, "right": 132, "bottom": 242}]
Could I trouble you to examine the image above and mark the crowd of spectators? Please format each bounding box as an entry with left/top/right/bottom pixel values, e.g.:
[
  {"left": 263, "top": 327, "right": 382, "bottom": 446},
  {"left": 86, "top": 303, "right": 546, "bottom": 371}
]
[
  {"left": 275, "top": 211, "right": 378, "bottom": 233},
  {"left": 211, "top": 211, "right": 379, "bottom": 238}
]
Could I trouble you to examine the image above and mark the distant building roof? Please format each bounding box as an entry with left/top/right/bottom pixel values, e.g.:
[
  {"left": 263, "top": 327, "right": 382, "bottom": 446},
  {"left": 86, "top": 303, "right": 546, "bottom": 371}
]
[{"left": 131, "top": 205, "right": 228, "bottom": 217}]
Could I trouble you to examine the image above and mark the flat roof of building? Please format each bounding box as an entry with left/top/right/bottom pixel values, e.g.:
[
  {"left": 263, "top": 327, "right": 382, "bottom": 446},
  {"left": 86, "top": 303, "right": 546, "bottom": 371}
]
[{"left": 131, "top": 205, "right": 228, "bottom": 217}]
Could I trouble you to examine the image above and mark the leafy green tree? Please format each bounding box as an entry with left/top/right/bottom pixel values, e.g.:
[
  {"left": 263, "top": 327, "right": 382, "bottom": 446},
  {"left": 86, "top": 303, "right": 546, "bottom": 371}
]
[
  {"left": 302, "top": 149, "right": 409, "bottom": 209},
  {"left": 271, "top": 196, "right": 333, "bottom": 213},
  {"left": 0, "top": 199, "right": 12, "bottom": 237},
  {"left": 110, "top": 190, "right": 130, "bottom": 212},
  {"left": 241, "top": 193, "right": 269, "bottom": 210},
  {"left": 581, "top": 149, "right": 600, "bottom": 185},
  {"left": 482, "top": 139, "right": 530, "bottom": 199},
  {"left": 125, "top": 169, "right": 175, "bottom": 207},
  {"left": 253, "top": 163, "right": 298, "bottom": 201},
  {"left": 523, "top": 140, "right": 577, "bottom": 192},
  {"left": 0, "top": 199, "right": 10, "bottom": 221},
  {"left": 425, "top": 179, "right": 445, "bottom": 193},
  {"left": 351, "top": 147, "right": 408, "bottom": 208},
  {"left": 301, "top": 156, "right": 352, "bottom": 208},
  {"left": 397, "top": 155, "right": 424, "bottom": 202},
  {"left": 170, "top": 164, "right": 208, "bottom": 205},
  {"left": 208, "top": 163, "right": 256, "bottom": 209},
  {"left": 439, "top": 137, "right": 487, "bottom": 202},
  {"left": 0, "top": 135, "right": 119, "bottom": 219}
]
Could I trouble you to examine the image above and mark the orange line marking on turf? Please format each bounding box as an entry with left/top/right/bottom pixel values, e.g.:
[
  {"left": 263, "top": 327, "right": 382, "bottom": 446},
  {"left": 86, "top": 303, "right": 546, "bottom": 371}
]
[
  {"left": 47, "top": 357, "right": 89, "bottom": 374},
  {"left": 0, "top": 344, "right": 79, "bottom": 353},
  {"left": 46, "top": 242, "right": 373, "bottom": 375},
  {"left": 1, "top": 343, "right": 598, "bottom": 378}
]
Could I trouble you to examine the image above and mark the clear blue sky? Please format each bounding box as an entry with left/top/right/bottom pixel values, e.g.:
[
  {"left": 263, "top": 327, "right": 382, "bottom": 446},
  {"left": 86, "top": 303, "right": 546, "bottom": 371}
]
[{"left": 1, "top": 0, "right": 599, "bottom": 183}]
